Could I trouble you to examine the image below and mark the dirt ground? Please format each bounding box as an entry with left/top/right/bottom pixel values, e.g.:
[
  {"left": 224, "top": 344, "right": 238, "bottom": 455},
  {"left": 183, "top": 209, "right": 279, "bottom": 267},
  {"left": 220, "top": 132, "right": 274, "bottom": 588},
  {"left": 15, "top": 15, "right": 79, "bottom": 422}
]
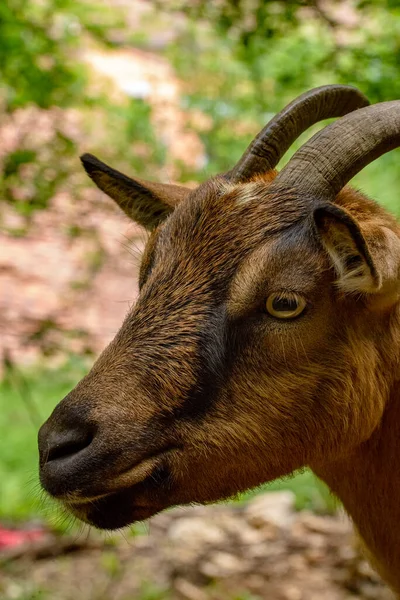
[{"left": 0, "top": 492, "right": 395, "bottom": 600}]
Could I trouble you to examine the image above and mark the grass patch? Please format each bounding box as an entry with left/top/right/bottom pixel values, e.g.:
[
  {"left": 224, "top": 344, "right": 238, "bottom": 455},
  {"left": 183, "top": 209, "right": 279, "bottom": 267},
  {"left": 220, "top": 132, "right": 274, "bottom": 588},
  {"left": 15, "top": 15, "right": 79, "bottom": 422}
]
[{"left": 0, "top": 358, "right": 91, "bottom": 524}]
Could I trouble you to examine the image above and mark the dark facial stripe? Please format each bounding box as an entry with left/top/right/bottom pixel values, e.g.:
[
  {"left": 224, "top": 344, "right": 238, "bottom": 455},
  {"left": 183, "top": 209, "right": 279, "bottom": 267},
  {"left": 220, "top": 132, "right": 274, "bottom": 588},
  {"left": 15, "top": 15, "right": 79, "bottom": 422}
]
[{"left": 168, "top": 304, "right": 229, "bottom": 421}]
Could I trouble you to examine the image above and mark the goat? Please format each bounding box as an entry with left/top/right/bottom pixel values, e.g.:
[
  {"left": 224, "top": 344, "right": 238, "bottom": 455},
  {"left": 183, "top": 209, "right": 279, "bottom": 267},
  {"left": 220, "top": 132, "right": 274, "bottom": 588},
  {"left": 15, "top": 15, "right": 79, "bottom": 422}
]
[{"left": 38, "top": 85, "right": 400, "bottom": 593}]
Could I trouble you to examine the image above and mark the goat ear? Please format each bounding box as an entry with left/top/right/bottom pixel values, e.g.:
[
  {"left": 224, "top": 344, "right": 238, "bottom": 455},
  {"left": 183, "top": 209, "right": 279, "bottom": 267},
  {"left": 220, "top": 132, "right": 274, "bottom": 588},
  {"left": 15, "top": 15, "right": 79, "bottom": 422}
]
[
  {"left": 81, "top": 154, "right": 190, "bottom": 230},
  {"left": 313, "top": 204, "right": 400, "bottom": 304}
]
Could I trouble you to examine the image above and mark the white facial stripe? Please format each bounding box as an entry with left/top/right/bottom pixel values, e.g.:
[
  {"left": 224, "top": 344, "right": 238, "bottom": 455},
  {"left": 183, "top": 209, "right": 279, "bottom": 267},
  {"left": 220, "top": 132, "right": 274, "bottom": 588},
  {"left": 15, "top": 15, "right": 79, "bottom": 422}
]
[{"left": 233, "top": 182, "right": 262, "bottom": 206}]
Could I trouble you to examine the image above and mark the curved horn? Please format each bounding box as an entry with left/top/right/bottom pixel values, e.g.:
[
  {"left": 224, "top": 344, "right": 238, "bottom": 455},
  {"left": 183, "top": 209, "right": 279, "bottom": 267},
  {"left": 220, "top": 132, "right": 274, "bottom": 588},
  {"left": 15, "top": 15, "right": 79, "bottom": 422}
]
[
  {"left": 227, "top": 85, "right": 369, "bottom": 182},
  {"left": 271, "top": 101, "right": 400, "bottom": 200}
]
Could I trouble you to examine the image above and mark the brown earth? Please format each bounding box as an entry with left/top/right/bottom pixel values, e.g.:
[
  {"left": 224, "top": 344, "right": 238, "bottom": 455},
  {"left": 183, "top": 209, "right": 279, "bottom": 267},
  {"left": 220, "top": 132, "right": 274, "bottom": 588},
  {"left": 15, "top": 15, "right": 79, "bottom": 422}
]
[
  {"left": 0, "top": 492, "right": 394, "bottom": 600},
  {"left": 1, "top": 187, "right": 143, "bottom": 366}
]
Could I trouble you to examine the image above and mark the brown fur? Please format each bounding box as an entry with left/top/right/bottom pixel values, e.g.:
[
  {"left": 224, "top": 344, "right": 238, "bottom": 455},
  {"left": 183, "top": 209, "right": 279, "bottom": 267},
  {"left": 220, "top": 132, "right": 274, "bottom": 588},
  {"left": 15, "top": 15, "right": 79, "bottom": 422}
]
[{"left": 39, "top": 162, "right": 400, "bottom": 593}]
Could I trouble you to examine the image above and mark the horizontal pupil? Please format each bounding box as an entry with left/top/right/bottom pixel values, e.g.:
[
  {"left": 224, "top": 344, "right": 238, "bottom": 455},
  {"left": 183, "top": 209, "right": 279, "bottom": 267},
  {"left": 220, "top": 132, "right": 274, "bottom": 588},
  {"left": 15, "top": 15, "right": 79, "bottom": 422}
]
[{"left": 272, "top": 297, "right": 298, "bottom": 312}]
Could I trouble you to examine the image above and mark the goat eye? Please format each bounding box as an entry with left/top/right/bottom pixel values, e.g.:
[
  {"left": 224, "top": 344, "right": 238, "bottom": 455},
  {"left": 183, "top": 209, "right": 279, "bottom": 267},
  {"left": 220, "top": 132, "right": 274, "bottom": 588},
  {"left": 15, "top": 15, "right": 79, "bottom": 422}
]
[{"left": 265, "top": 293, "right": 306, "bottom": 319}]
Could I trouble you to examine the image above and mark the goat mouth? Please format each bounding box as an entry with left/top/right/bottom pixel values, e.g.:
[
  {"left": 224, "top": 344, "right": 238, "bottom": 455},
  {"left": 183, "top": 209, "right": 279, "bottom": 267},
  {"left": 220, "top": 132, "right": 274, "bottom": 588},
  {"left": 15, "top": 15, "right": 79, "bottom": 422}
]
[
  {"left": 62, "top": 447, "right": 178, "bottom": 529},
  {"left": 66, "top": 487, "right": 165, "bottom": 529}
]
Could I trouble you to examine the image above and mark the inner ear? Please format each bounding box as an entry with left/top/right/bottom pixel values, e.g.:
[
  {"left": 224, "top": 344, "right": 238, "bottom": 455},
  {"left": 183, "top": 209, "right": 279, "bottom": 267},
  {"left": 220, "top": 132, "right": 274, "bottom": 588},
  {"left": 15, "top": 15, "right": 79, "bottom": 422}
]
[
  {"left": 81, "top": 153, "right": 191, "bottom": 230},
  {"left": 313, "top": 204, "right": 380, "bottom": 294}
]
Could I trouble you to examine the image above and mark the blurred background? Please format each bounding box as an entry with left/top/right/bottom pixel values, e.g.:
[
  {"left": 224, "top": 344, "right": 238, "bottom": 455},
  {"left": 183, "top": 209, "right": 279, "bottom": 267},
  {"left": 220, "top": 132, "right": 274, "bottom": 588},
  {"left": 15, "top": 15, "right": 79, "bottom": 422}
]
[{"left": 0, "top": 1, "right": 399, "bottom": 598}]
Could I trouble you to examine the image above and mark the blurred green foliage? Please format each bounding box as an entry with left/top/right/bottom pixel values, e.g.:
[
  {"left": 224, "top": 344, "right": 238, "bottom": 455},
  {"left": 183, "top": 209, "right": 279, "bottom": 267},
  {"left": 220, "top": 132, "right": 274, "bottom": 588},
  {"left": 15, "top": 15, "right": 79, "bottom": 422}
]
[
  {"left": 0, "top": 0, "right": 85, "bottom": 110},
  {"left": 0, "top": 0, "right": 162, "bottom": 222},
  {"left": 162, "top": 0, "right": 400, "bottom": 215},
  {"left": 2, "top": 0, "right": 400, "bottom": 219},
  {"left": 164, "top": 0, "right": 400, "bottom": 100}
]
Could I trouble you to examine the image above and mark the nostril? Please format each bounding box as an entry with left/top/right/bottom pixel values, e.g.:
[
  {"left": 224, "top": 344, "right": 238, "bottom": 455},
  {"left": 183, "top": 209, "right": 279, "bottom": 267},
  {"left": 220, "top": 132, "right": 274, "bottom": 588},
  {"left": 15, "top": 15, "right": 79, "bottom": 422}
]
[{"left": 44, "top": 430, "right": 94, "bottom": 464}]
